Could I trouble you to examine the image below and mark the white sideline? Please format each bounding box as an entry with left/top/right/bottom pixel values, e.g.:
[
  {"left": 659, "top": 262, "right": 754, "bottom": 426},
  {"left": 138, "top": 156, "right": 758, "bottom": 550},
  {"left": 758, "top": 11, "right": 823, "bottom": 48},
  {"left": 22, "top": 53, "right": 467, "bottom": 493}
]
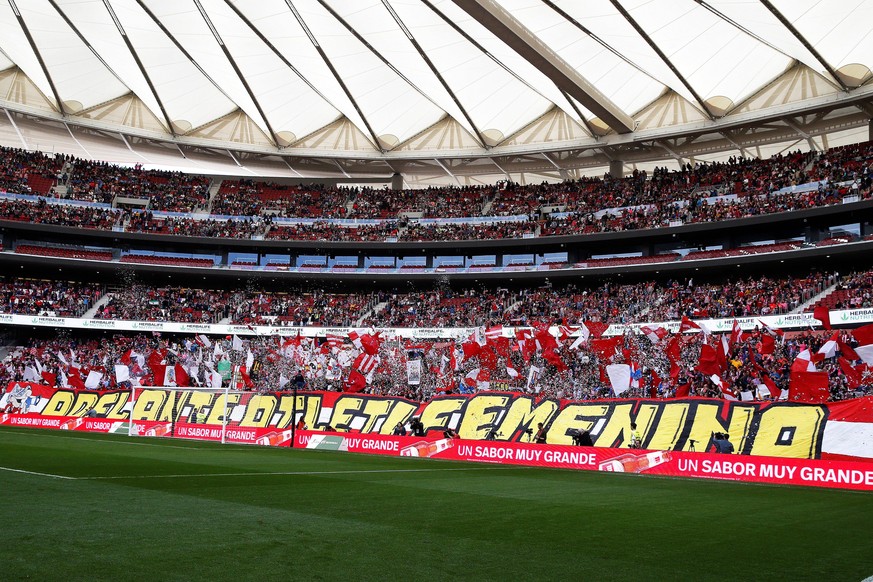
[
  {"left": 0, "top": 465, "right": 76, "bottom": 480},
  {"left": 80, "top": 467, "right": 513, "bottom": 480},
  {"left": 0, "top": 465, "right": 512, "bottom": 482},
  {"left": 0, "top": 429, "right": 215, "bottom": 451}
]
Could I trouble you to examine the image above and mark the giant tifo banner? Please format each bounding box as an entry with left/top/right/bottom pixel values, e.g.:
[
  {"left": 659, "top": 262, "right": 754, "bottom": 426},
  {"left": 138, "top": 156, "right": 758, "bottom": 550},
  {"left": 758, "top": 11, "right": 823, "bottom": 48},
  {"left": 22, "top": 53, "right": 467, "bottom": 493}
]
[{"left": 3, "top": 384, "right": 873, "bottom": 462}]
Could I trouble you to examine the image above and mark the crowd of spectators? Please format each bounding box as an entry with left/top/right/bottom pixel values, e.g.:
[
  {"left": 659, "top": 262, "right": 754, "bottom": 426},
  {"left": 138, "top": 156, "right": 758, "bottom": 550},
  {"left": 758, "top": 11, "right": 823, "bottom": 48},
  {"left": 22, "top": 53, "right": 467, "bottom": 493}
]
[
  {"left": 267, "top": 220, "right": 401, "bottom": 242},
  {"left": 2, "top": 320, "right": 871, "bottom": 405},
  {"left": 0, "top": 277, "right": 103, "bottom": 317},
  {"left": 0, "top": 147, "right": 63, "bottom": 196},
  {"left": 0, "top": 198, "right": 120, "bottom": 229},
  {"left": 0, "top": 269, "right": 861, "bottom": 328},
  {"left": 93, "top": 286, "right": 378, "bottom": 327},
  {"left": 0, "top": 142, "right": 870, "bottom": 243},
  {"left": 125, "top": 211, "right": 265, "bottom": 238},
  {"left": 214, "top": 180, "right": 348, "bottom": 218},
  {"left": 65, "top": 159, "right": 210, "bottom": 212}
]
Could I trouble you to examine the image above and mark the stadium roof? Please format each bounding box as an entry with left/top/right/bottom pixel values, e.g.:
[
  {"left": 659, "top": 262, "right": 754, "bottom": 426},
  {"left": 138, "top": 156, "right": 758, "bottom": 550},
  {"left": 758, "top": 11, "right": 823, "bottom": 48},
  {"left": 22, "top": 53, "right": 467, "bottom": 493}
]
[{"left": 0, "top": 0, "right": 871, "bottom": 183}]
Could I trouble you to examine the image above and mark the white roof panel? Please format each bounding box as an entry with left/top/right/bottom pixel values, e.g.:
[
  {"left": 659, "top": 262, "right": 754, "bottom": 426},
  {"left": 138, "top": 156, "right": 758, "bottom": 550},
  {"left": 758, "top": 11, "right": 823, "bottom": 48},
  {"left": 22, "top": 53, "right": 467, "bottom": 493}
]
[{"left": 0, "top": 0, "right": 864, "bottom": 155}]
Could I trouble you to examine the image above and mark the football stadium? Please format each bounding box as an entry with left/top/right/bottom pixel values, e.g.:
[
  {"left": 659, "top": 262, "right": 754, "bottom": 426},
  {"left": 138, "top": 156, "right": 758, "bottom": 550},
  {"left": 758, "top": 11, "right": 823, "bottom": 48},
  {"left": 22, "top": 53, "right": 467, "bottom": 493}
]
[{"left": 1, "top": 0, "right": 873, "bottom": 579}]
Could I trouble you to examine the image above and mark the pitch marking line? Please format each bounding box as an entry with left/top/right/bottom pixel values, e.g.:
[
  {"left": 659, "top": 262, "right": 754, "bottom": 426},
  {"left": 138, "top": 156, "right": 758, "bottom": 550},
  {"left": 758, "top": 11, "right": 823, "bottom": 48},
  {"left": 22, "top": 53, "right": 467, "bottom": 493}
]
[
  {"left": 0, "top": 429, "right": 227, "bottom": 451},
  {"left": 0, "top": 465, "right": 76, "bottom": 480},
  {"left": 80, "top": 467, "right": 517, "bottom": 481}
]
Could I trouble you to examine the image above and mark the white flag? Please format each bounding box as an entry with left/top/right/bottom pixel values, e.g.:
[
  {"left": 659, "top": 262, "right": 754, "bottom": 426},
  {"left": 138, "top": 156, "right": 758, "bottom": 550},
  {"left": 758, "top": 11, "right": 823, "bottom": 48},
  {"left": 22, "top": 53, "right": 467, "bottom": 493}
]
[
  {"left": 114, "top": 365, "right": 130, "bottom": 383},
  {"left": 22, "top": 366, "right": 40, "bottom": 383},
  {"left": 569, "top": 323, "right": 590, "bottom": 350},
  {"left": 606, "top": 364, "right": 631, "bottom": 396},
  {"left": 85, "top": 370, "right": 103, "bottom": 390}
]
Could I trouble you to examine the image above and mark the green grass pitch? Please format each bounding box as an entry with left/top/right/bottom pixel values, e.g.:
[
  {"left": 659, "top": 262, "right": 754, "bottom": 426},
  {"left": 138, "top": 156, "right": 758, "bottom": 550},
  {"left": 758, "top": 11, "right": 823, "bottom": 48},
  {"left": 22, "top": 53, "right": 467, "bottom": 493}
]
[{"left": 1, "top": 427, "right": 871, "bottom": 581}]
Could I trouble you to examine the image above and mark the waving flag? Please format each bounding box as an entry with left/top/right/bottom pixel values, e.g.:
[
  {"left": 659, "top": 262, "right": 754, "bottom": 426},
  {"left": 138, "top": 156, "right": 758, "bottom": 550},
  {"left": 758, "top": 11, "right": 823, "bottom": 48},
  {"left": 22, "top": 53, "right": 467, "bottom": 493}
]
[
  {"left": 606, "top": 364, "right": 631, "bottom": 396},
  {"left": 813, "top": 305, "right": 831, "bottom": 330}
]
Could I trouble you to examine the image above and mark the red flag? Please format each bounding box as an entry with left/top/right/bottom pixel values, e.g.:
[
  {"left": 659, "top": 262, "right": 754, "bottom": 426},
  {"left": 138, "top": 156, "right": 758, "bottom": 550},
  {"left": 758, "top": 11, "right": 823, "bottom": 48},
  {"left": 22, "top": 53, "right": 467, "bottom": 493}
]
[
  {"left": 640, "top": 325, "right": 668, "bottom": 344},
  {"left": 461, "top": 341, "right": 482, "bottom": 360},
  {"left": 151, "top": 363, "right": 167, "bottom": 386},
  {"left": 491, "top": 336, "right": 511, "bottom": 360},
  {"left": 838, "top": 338, "right": 859, "bottom": 361},
  {"left": 762, "top": 375, "right": 780, "bottom": 399},
  {"left": 359, "top": 332, "right": 381, "bottom": 356},
  {"left": 696, "top": 344, "right": 722, "bottom": 376},
  {"left": 665, "top": 336, "right": 681, "bottom": 363},
  {"left": 650, "top": 369, "right": 661, "bottom": 396},
  {"left": 759, "top": 320, "right": 784, "bottom": 337},
  {"left": 174, "top": 363, "right": 190, "bottom": 388},
  {"left": 484, "top": 325, "right": 503, "bottom": 341},
  {"left": 67, "top": 372, "right": 85, "bottom": 391},
  {"left": 478, "top": 346, "right": 498, "bottom": 371},
  {"left": 853, "top": 323, "right": 873, "bottom": 346},
  {"left": 344, "top": 370, "right": 367, "bottom": 393},
  {"left": 758, "top": 334, "right": 775, "bottom": 355},
  {"left": 674, "top": 383, "right": 690, "bottom": 398},
  {"left": 353, "top": 353, "right": 378, "bottom": 374},
  {"left": 679, "top": 316, "right": 701, "bottom": 333},
  {"left": 238, "top": 366, "right": 254, "bottom": 389},
  {"left": 840, "top": 358, "right": 863, "bottom": 389},
  {"left": 590, "top": 336, "right": 623, "bottom": 359},
  {"left": 534, "top": 328, "right": 558, "bottom": 351},
  {"left": 729, "top": 320, "right": 742, "bottom": 348},
  {"left": 542, "top": 347, "right": 568, "bottom": 372},
  {"left": 40, "top": 371, "right": 57, "bottom": 387},
  {"left": 583, "top": 321, "right": 609, "bottom": 339},
  {"left": 147, "top": 349, "right": 166, "bottom": 369},
  {"left": 813, "top": 305, "right": 831, "bottom": 330},
  {"left": 789, "top": 371, "right": 830, "bottom": 403}
]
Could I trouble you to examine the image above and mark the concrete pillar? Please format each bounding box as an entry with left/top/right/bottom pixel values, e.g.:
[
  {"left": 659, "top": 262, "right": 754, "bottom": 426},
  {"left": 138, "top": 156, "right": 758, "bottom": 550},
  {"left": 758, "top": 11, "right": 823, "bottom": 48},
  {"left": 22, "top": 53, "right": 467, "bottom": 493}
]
[
  {"left": 391, "top": 172, "right": 403, "bottom": 190},
  {"left": 609, "top": 159, "right": 624, "bottom": 179}
]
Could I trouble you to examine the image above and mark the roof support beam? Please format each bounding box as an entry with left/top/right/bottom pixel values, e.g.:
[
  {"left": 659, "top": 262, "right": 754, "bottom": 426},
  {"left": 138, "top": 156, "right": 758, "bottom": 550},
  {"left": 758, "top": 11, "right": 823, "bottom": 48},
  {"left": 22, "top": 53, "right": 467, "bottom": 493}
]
[
  {"left": 757, "top": 0, "right": 849, "bottom": 92},
  {"left": 192, "top": 0, "right": 279, "bottom": 147},
  {"left": 450, "top": 0, "right": 634, "bottom": 133},
  {"left": 283, "top": 0, "right": 384, "bottom": 152},
  {"left": 781, "top": 116, "right": 810, "bottom": 139},
  {"left": 100, "top": 0, "right": 175, "bottom": 136},
  {"left": 48, "top": 0, "right": 130, "bottom": 93},
  {"left": 607, "top": 0, "right": 714, "bottom": 120},
  {"left": 419, "top": 0, "right": 581, "bottom": 129},
  {"left": 3, "top": 108, "right": 27, "bottom": 148},
  {"left": 658, "top": 140, "right": 685, "bottom": 163},
  {"left": 223, "top": 0, "right": 344, "bottom": 136},
  {"left": 133, "top": 1, "right": 250, "bottom": 129},
  {"left": 781, "top": 116, "right": 818, "bottom": 151},
  {"left": 331, "top": 159, "right": 352, "bottom": 179},
  {"left": 283, "top": 159, "right": 304, "bottom": 178},
  {"left": 720, "top": 131, "right": 751, "bottom": 157},
  {"left": 311, "top": 0, "right": 481, "bottom": 147},
  {"left": 434, "top": 158, "right": 461, "bottom": 186},
  {"left": 7, "top": 0, "right": 65, "bottom": 114},
  {"left": 377, "top": 0, "right": 487, "bottom": 148},
  {"left": 490, "top": 157, "right": 511, "bottom": 180}
]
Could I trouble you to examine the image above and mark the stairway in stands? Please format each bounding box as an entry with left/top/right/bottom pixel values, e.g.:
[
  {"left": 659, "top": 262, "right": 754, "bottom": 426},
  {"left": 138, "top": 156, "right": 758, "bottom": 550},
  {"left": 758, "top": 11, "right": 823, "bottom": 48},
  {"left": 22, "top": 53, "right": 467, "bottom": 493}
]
[
  {"left": 357, "top": 302, "right": 387, "bottom": 326},
  {"left": 80, "top": 290, "right": 114, "bottom": 319},
  {"left": 204, "top": 179, "right": 223, "bottom": 214},
  {"left": 792, "top": 281, "right": 839, "bottom": 314}
]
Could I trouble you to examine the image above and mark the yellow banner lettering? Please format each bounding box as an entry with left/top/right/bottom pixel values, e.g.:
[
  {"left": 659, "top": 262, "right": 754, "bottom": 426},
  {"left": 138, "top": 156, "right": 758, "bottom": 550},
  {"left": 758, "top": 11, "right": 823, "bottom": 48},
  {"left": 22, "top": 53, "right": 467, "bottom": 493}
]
[{"left": 749, "top": 405, "right": 826, "bottom": 459}]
